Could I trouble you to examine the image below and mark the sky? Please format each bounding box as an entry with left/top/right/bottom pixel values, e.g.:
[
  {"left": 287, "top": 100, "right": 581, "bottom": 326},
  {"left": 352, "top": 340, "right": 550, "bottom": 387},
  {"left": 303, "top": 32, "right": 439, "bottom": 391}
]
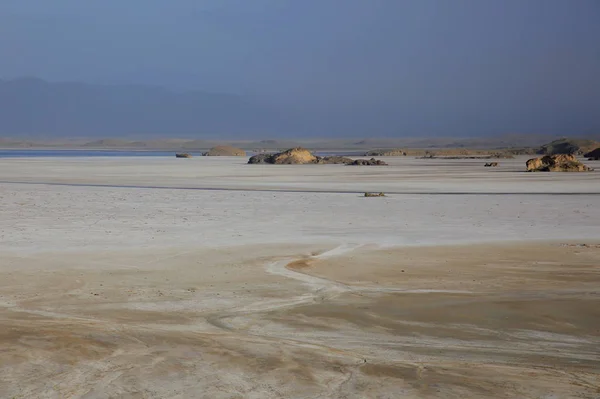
[{"left": 1, "top": 0, "right": 599, "bottom": 136}]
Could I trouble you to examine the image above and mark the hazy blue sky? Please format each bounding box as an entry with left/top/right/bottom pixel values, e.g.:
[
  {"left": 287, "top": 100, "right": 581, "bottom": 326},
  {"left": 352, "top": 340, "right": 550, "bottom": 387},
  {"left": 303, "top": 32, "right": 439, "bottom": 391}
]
[{"left": 1, "top": 0, "right": 599, "bottom": 136}]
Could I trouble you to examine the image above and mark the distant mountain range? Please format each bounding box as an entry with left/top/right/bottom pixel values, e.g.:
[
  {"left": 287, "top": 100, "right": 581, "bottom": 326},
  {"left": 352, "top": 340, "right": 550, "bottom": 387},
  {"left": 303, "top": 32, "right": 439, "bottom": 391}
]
[
  {"left": 1, "top": 77, "right": 599, "bottom": 141},
  {"left": 0, "top": 77, "right": 285, "bottom": 137},
  {"left": 3, "top": 135, "right": 598, "bottom": 152}
]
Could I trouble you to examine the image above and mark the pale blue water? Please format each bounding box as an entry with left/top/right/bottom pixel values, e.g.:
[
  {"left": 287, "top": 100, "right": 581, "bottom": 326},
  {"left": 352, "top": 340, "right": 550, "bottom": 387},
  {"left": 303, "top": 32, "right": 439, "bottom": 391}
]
[{"left": 0, "top": 150, "right": 192, "bottom": 158}]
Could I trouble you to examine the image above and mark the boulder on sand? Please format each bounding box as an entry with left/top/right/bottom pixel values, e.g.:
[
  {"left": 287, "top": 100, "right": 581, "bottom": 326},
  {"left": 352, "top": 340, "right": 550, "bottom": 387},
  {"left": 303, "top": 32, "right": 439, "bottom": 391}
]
[
  {"left": 203, "top": 146, "right": 246, "bottom": 156},
  {"left": 175, "top": 153, "right": 192, "bottom": 158},
  {"left": 270, "top": 147, "right": 317, "bottom": 164},
  {"left": 248, "top": 147, "right": 317, "bottom": 164},
  {"left": 484, "top": 162, "right": 498, "bottom": 167},
  {"left": 584, "top": 148, "right": 600, "bottom": 160},
  {"left": 247, "top": 153, "right": 272, "bottom": 164},
  {"left": 525, "top": 154, "right": 592, "bottom": 172}
]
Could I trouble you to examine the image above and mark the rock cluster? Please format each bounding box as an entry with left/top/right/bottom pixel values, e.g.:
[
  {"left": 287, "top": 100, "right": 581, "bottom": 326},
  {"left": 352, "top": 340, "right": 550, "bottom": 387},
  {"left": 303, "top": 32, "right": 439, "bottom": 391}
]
[
  {"left": 248, "top": 148, "right": 387, "bottom": 166},
  {"left": 484, "top": 162, "right": 498, "bottom": 167},
  {"left": 525, "top": 154, "right": 592, "bottom": 172}
]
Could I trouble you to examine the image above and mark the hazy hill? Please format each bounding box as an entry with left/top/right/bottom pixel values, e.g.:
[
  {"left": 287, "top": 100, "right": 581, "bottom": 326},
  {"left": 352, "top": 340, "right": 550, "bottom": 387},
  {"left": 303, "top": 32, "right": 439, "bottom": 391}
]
[
  {"left": 536, "top": 138, "right": 600, "bottom": 155},
  {"left": 0, "top": 77, "right": 279, "bottom": 137},
  {"left": 2, "top": 77, "right": 599, "bottom": 140}
]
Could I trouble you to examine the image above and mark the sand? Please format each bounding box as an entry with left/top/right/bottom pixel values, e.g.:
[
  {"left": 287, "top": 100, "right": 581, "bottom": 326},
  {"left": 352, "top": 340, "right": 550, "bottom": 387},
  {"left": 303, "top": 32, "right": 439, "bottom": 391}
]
[{"left": 0, "top": 156, "right": 599, "bottom": 398}]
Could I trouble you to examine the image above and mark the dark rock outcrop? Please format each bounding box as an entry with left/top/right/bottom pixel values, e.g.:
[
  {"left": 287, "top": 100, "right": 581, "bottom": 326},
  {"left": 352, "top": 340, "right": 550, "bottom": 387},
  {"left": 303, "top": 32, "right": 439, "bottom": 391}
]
[
  {"left": 247, "top": 153, "right": 273, "bottom": 164},
  {"left": 175, "top": 153, "right": 192, "bottom": 158},
  {"left": 584, "top": 148, "right": 600, "bottom": 160},
  {"left": 484, "top": 162, "right": 498, "bottom": 167},
  {"left": 314, "top": 156, "right": 353, "bottom": 164},
  {"left": 347, "top": 158, "right": 388, "bottom": 166}
]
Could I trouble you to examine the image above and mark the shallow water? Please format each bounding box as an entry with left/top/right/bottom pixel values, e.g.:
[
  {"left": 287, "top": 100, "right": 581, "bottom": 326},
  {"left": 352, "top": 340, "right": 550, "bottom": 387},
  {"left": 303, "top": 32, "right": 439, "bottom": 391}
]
[{"left": 0, "top": 149, "right": 184, "bottom": 158}]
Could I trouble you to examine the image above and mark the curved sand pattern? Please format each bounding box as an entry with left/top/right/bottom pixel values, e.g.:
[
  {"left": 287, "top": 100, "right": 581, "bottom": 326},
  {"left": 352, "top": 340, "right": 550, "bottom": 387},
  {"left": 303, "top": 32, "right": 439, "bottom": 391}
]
[
  {"left": 2, "top": 242, "right": 599, "bottom": 398},
  {"left": 1, "top": 156, "right": 599, "bottom": 398}
]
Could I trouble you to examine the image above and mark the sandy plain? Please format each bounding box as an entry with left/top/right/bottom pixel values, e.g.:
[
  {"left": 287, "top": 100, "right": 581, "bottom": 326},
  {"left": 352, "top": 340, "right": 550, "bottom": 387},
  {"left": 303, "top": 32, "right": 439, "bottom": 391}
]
[{"left": 0, "top": 155, "right": 599, "bottom": 398}]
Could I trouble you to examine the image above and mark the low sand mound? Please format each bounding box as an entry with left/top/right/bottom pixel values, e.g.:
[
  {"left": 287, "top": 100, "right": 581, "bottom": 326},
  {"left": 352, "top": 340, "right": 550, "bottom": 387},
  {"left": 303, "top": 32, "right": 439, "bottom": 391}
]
[
  {"left": 584, "top": 148, "right": 600, "bottom": 160},
  {"left": 526, "top": 154, "right": 592, "bottom": 172},
  {"left": 248, "top": 147, "right": 317, "bottom": 164},
  {"left": 203, "top": 146, "right": 246, "bottom": 156}
]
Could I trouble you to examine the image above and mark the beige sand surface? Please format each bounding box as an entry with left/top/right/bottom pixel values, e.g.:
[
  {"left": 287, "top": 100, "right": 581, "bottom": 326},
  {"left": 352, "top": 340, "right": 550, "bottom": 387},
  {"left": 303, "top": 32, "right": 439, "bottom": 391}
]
[
  {"left": 1, "top": 243, "right": 599, "bottom": 398},
  {"left": 1, "top": 157, "right": 599, "bottom": 398}
]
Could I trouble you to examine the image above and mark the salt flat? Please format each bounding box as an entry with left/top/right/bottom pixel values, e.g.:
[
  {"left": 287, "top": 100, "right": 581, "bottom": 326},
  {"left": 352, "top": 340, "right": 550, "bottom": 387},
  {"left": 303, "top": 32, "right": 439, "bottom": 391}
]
[
  {"left": 0, "top": 155, "right": 599, "bottom": 193},
  {"left": 0, "top": 156, "right": 599, "bottom": 398}
]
